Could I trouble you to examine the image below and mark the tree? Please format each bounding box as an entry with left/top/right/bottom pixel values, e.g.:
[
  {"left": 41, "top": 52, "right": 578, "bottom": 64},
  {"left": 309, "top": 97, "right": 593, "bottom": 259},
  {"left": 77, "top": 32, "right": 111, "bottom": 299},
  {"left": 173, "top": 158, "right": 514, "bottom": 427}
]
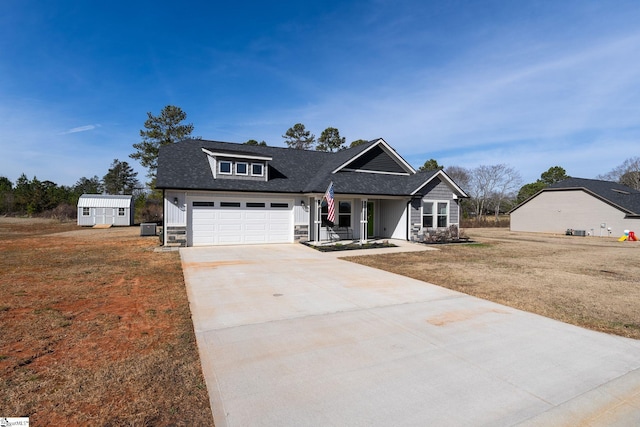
[
  {"left": 0, "top": 176, "right": 13, "bottom": 214},
  {"left": 316, "top": 127, "right": 346, "bottom": 152},
  {"left": 467, "top": 164, "right": 522, "bottom": 221},
  {"left": 598, "top": 157, "right": 640, "bottom": 190},
  {"left": 244, "top": 139, "right": 267, "bottom": 146},
  {"left": 282, "top": 123, "right": 315, "bottom": 150},
  {"left": 130, "top": 105, "right": 194, "bottom": 184},
  {"left": 517, "top": 166, "right": 568, "bottom": 203},
  {"left": 74, "top": 176, "right": 103, "bottom": 195},
  {"left": 540, "top": 166, "right": 568, "bottom": 185},
  {"left": 103, "top": 159, "right": 140, "bottom": 195},
  {"left": 350, "top": 139, "right": 369, "bottom": 148},
  {"left": 418, "top": 159, "right": 443, "bottom": 172}
]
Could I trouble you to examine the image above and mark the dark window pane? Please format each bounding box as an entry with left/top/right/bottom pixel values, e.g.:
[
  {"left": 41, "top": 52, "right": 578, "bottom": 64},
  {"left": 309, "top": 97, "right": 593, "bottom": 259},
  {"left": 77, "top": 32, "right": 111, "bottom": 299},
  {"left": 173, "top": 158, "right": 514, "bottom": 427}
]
[
  {"left": 220, "top": 202, "right": 241, "bottom": 207},
  {"left": 193, "top": 201, "right": 215, "bottom": 207},
  {"left": 252, "top": 164, "right": 264, "bottom": 175},
  {"left": 236, "top": 163, "right": 248, "bottom": 174},
  {"left": 338, "top": 215, "right": 351, "bottom": 227},
  {"left": 246, "top": 202, "right": 265, "bottom": 208},
  {"left": 219, "top": 162, "right": 231, "bottom": 173},
  {"left": 339, "top": 201, "right": 351, "bottom": 213},
  {"left": 423, "top": 216, "right": 433, "bottom": 227},
  {"left": 270, "top": 202, "right": 289, "bottom": 208}
]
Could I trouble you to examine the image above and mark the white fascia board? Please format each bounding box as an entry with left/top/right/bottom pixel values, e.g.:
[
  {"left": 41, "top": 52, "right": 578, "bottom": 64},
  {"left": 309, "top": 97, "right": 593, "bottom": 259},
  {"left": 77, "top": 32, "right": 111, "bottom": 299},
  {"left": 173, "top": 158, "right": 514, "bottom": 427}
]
[
  {"left": 201, "top": 148, "right": 272, "bottom": 162},
  {"left": 332, "top": 138, "right": 416, "bottom": 174},
  {"left": 410, "top": 169, "right": 469, "bottom": 197}
]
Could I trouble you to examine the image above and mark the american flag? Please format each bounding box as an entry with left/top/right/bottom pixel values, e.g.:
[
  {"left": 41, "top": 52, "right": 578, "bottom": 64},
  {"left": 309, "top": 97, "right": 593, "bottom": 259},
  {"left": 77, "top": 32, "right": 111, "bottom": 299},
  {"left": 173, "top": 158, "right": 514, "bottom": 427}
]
[{"left": 324, "top": 182, "right": 335, "bottom": 224}]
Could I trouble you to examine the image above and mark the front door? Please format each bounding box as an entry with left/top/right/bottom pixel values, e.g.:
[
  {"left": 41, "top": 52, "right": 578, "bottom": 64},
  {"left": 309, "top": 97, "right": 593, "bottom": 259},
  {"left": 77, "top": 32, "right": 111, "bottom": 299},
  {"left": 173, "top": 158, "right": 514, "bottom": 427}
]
[{"left": 367, "top": 202, "right": 374, "bottom": 237}]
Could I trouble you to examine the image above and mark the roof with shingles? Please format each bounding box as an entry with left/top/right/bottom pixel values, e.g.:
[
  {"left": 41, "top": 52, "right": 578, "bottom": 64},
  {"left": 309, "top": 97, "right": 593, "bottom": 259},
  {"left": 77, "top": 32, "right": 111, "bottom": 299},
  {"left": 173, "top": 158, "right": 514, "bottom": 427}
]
[
  {"left": 156, "top": 139, "right": 467, "bottom": 197},
  {"left": 512, "top": 177, "right": 640, "bottom": 215}
]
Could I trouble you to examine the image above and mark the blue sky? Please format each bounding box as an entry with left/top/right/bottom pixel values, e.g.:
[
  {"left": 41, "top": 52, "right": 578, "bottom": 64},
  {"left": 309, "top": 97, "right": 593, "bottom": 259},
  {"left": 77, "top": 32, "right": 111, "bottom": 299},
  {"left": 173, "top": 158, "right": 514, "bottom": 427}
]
[{"left": 2, "top": 0, "right": 639, "bottom": 187}]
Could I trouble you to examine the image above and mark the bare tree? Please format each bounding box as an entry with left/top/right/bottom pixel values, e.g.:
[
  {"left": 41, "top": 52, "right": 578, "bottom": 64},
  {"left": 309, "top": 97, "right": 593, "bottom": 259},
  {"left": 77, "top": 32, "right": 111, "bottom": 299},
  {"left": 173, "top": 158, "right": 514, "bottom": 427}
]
[
  {"left": 468, "top": 164, "right": 522, "bottom": 221},
  {"left": 598, "top": 157, "right": 640, "bottom": 190}
]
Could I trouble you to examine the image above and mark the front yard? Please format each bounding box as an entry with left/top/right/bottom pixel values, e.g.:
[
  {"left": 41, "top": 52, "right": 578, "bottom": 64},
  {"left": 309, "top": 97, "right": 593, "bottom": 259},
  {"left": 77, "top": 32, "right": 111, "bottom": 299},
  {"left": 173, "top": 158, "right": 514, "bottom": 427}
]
[
  {"left": 0, "top": 218, "right": 214, "bottom": 426},
  {"left": 346, "top": 228, "right": 640, "bottom": 339}
]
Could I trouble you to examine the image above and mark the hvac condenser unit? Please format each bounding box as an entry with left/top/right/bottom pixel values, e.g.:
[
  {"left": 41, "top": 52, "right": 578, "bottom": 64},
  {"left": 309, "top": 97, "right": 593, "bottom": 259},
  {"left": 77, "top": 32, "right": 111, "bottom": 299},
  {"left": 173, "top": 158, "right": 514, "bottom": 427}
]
[{"left": 140, "top": 223, "right": 157, "bottom": 236}]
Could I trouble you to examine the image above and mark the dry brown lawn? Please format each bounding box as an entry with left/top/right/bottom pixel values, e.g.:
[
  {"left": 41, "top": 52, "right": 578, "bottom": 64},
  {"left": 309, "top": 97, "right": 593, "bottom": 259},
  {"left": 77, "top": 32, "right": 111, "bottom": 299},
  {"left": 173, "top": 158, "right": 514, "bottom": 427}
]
[
  {"left": 0, "top": 218, "right": 214, "bottom": 426},
  {"left": 346, "top": 228, "right": 640, "bottom": 339}
]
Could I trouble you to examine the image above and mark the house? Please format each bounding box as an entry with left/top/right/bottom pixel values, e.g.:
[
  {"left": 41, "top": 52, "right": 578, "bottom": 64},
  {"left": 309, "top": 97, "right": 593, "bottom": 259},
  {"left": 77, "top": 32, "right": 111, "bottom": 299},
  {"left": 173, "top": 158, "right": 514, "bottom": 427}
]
[
  {"left": 510, "top": 178, "right": 640, "bottom": 236},
  {"left": 155, "top": 138, "right": 468, "bottom": 247},
  {"left": 77, "top": 194, "right": 135, "bottom": 227}
]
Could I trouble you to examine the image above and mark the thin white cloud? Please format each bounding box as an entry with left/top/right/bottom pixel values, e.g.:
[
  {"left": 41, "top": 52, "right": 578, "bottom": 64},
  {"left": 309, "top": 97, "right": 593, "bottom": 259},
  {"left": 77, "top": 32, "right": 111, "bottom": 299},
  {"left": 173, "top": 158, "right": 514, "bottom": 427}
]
[{"left": 60, "top": 124, "right": 100, "bottom": 134}]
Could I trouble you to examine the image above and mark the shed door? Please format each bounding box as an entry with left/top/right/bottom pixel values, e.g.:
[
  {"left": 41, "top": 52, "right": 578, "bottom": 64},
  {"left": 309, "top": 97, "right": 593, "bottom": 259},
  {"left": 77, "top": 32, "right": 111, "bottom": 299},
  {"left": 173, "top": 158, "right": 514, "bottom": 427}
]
[{"left": 190, "top": 198, "right": 293, "bottom": 246}]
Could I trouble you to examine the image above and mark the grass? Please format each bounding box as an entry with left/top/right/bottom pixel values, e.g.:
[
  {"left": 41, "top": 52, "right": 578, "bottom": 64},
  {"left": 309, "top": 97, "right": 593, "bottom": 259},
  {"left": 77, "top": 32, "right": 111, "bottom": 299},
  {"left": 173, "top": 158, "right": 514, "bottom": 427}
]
[
  {"left": 345, "top": 228, "right": 640, "bottom": 339},
  {"left": 0, "top": 218, "right": 214, "bottom": 426}
]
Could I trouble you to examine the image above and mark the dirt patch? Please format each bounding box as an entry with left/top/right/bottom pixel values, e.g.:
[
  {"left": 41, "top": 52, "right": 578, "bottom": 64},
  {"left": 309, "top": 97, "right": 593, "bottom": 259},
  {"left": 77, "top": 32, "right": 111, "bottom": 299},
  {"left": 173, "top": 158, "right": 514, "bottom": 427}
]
[
  {"left": 0, "top": 218, "right": 214, "bottom": 426},
  {"left": 345, "top": 228, "right": 640, "bottom": 339}
]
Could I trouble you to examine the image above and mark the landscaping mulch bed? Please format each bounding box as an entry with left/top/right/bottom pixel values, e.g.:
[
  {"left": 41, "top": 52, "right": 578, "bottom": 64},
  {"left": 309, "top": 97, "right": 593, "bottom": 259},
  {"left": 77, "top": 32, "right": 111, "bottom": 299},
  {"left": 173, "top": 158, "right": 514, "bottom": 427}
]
[{"left": 303, "top": 241, "right": 397, "bottom": 252}]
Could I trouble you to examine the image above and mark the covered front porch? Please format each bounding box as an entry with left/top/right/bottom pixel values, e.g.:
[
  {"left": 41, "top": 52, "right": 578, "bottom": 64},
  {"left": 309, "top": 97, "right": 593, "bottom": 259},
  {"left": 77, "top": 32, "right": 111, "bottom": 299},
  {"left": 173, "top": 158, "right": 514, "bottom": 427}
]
[{"left": 306, "top": 196, "right": 409, "bottom": 244}]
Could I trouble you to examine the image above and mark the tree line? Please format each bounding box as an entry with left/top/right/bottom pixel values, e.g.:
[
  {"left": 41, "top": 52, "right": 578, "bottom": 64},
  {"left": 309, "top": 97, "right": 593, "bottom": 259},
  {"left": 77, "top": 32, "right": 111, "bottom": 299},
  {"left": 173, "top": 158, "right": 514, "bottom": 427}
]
[
  {"left": 0, "top": 159, "right": 141, "bottom": 218},
  {"left": 5, "top": 104, "right": 638, "bottom": 226}
]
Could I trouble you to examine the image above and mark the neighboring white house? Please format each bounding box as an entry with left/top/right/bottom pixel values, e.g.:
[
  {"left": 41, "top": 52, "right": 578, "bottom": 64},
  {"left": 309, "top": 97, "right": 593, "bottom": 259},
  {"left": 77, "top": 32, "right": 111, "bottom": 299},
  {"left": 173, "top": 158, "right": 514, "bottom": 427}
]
[
  {"left": 510, "top": 178, "right": 640, "bottom": 236},
  {"left": 77, "top": 194, "right": 135, "bottom": 226}
]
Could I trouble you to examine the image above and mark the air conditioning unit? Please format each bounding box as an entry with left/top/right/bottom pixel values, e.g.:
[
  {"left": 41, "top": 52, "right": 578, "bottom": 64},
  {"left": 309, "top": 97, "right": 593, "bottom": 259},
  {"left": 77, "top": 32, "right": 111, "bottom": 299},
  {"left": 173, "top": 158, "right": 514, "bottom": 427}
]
[{"left": 140, "top": 223, "right": 157, "bottom": 236}]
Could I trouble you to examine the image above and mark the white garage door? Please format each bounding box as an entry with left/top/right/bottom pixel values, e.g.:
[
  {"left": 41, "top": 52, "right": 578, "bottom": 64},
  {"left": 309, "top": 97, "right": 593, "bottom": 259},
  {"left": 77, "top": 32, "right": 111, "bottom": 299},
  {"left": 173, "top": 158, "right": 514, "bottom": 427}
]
[{"left": 190, "top": 198, "right": 293, "bottom": 246}]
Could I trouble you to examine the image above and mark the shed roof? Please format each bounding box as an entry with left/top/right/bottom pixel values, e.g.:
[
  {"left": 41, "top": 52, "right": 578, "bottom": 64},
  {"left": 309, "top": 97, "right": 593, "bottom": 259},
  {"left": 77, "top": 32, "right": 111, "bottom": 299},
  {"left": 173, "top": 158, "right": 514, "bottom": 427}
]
[{"left": 78, "top": 194, "right": 133, "bottom": 208}]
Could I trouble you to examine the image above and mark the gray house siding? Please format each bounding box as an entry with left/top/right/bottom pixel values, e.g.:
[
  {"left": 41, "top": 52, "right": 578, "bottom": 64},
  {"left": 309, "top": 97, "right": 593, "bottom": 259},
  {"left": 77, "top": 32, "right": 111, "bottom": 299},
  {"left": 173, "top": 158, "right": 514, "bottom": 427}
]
[
  {"left": 346, "top": 145, "right": 407, "bottom": 173},
  {"left": 408, "top": 177, "right": 461, "bottom": 241}
]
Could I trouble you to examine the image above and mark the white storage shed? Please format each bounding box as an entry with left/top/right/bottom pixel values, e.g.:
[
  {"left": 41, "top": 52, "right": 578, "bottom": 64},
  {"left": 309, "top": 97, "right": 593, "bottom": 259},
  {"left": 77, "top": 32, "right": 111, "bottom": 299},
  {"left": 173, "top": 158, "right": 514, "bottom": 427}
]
[{"left": 77, "top": 194, "right": 135, "bottom": 226}]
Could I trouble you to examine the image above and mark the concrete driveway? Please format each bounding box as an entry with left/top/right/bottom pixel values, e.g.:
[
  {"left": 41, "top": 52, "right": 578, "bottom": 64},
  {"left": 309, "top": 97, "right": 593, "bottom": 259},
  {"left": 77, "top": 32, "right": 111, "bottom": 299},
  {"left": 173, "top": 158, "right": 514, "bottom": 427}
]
[{"left": 180, "top": 242, "right": 640, "bottom": 427}]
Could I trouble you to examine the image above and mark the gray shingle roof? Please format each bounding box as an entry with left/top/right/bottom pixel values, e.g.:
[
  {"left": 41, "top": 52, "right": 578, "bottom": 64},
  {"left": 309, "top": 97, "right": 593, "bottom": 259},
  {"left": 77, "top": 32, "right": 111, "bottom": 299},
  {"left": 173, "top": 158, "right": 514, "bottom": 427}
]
[
  {"left": 546, "top": 177, "right": 640, "bottom": 214},
  {"left": 156, "top": 139, "right": 453, "bottom": 197}
]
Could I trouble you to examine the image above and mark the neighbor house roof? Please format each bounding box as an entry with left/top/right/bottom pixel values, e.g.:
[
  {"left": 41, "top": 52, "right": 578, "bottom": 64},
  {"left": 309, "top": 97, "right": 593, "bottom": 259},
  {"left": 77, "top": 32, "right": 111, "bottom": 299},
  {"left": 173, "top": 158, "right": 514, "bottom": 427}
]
[
  {"left": 156, "top": 139, "right": 468, "bottom": 198},
  {"left": 511, "top": 177, "right": 640, "bottom": 215}
]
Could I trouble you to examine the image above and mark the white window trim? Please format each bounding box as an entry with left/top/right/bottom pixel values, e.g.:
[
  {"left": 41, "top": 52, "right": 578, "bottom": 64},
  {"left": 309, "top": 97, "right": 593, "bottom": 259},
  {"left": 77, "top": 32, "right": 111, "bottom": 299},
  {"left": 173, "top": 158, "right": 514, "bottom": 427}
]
[
  {"left": 236, "top": 162, "right": 249, "bottom": 175},
  {"left": 219, "top": 160, "right": 232, "bottom": 175},
  {"left": 422, "top": 200, "right": 450, "bottom": 229},
  {"left": 251, "top": 163, "right": 264, "bottom": 177},
  {"left": 82, "top": 207, "right": 90, "bottom": 216}
]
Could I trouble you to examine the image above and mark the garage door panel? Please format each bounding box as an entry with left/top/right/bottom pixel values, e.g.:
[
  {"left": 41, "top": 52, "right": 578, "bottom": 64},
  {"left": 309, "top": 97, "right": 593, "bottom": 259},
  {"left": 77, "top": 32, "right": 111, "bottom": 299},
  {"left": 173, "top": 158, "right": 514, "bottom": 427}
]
[{"left": 190, "top": 198, "right": 293, "bottom": 246}]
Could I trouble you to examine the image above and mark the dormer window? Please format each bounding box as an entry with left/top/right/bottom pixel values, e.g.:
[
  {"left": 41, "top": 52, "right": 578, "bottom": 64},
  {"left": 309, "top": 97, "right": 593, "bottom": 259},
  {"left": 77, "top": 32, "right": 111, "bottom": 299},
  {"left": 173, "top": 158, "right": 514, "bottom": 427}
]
[
  {"left": 236, "top": 162, "right": 248, "bottom": 175},
  {"left": 219, "top": 161, "right": 232, "bottom": 175},
  {"left": 251, "top": 163, "right": 264, "bottom": 177},
  {"left": 202, "top": 148, "right": 271, "bottom": 181}
]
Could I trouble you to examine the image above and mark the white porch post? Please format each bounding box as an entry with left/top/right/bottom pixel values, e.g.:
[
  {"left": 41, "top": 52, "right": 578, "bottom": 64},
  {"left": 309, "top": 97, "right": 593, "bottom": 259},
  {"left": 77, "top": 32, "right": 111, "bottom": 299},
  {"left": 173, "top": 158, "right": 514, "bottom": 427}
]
[
  {"left": 314, "top": 198, "right": 322, "bottom": 243},
  {"left": 360, "top": 199, "right": 368, "bottom": 243}
]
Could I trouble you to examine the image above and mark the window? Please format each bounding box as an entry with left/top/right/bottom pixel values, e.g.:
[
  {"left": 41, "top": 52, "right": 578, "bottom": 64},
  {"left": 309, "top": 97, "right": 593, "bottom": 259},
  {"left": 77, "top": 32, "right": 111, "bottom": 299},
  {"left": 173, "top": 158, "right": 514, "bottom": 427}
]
[
  {"left": 338, "top": 201, "right": 351, "bottom": 227},
  {"left": 270, "top": 202, "right": 289, "bottom": 208},
  {"left": 321, "top": 200, "right": 331, "bottom": 226},
  {"left": 246, "top": 202, "right": 265, "bottom": 208},
  {"left": 219, "top": 161, "right": 232, "bottom": 174},
  {"left": 220, "top": 202, "right": 241, "bottom": 207},
  {"left": 236, "top": 162, "right": 248, "bottom": 175},
  {"left": 437, "top": 202, "right": 448, "bottom": 227},
  {"left": 82, "top": 207, "right": 90, "bottom": 216},
  {"left": 422, "top": 201, "right": 448, "bottom": 228},
  {"left": 251, "top": 163, "right": 264, "bottom": 176},
  {"left": 193, "top": 201, "right": 215, "bottom": 207},
  {"left": 118, "top": 208, "right": 125, "bottom": 216}
]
